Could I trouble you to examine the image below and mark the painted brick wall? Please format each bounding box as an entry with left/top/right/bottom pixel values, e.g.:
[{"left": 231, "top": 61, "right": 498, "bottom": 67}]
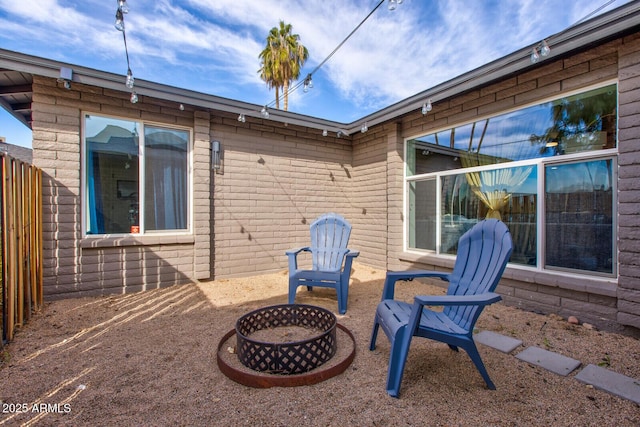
[
  {"left": 210, "top": 112, "right": 356, "bottom": 277},
  {"left": 31, "top": 76, "right": 210, "bottom": 298},
  {"left": 617, "top": 34, "right": 640, "bottom": 329},
  {"left": 350, "top": 123, "right": 394, "bottom": 272}
]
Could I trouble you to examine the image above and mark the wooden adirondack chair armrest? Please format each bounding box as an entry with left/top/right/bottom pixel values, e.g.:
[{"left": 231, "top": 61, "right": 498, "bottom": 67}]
[
  {"left": 414, "top": 292, "right": 502, "bottom": 307},
  {"left": 381, "top": 270, "right": 451, "bottom": 300}
]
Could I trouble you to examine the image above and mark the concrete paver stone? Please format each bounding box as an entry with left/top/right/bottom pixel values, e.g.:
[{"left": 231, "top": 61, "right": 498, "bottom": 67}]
[
  {"left": 575, "top": 364, "right": 640, "bottom": 405},
  {"left": 475, "top": 330, "right": 522, "bottom": 353},
  {"left": 514, "top": 346, "right": 581, "bottom": 376}
]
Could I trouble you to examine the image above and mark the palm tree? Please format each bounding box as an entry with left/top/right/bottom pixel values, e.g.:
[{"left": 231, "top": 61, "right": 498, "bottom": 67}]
[
  {"left": 258, "top": 27, "right": 282, "bottom": 109},
  {"left": 258, "top": 21, "right": 309, "bottom": 111}
]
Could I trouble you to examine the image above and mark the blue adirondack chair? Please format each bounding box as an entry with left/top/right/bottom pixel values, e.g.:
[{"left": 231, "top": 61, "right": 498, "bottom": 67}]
[
  {"left": 369, "top": 219, "right": 513, "bottom": 397},
  {"left": 286, "top": 213, "right": 359, "bottom": 314}
]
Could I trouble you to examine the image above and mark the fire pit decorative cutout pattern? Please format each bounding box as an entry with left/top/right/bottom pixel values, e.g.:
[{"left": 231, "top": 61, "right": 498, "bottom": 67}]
[{"left": 235, "top": 304, "right": 337, "bottom": 374}]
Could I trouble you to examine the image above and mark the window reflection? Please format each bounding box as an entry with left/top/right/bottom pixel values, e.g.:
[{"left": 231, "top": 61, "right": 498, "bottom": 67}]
[
  {"left": 545, "top": 160, "right": 613, "bottom": 273},
  {"left": 406, "top": 84, "right": 617, "bottom": 276},
  {"left": 408, "top": 84, "right": 617, "bottom": 172},
  {"left": 85, "top": 116, "right": 139, "bottom": 234},
  {"left": 84, "top": 115, "right": 190, "bottom": 235}
]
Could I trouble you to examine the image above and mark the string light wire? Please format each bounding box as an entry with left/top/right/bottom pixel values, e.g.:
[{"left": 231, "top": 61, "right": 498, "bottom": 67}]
[{"left": 263, "top": 0, "right": 389, "bottom": 110}]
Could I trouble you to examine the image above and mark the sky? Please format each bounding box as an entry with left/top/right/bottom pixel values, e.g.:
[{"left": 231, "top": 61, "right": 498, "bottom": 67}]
[{"left": 0, "top": 0, "right": 632, "bottom": 148}]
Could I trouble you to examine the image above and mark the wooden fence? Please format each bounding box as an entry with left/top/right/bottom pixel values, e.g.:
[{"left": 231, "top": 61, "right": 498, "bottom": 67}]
[{"left": 0, "top": 154, "right": 43, "bottom": 345}]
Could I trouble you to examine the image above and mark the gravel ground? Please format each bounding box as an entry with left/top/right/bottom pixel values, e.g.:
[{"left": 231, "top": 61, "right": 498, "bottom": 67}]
[{"left": 0, "top": 264, "right": 639, "bottom": 426}]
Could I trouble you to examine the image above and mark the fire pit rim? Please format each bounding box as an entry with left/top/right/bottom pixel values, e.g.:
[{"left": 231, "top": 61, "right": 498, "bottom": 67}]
[
  {"left": 235, "top": 304, "right": 337, "bottom": 374},
  {"left": 217, "top": 323, "right": 356, "bottom": 388}
]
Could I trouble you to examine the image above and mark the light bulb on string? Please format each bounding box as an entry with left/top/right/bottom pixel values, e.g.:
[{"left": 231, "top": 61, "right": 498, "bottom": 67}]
[
  {"left": 303, "top": 74, "right": 313, "bottom": 93},
  {"left": 388, "top": 0, "right": 397, "bottom": 10},
  {"left": 114, "top": 9, "right": 125, "bottom": 31},
  {"left": 125, "top": 69, "right": 134, "bottom": 89},
  {"left": 531, "top": 46, "right": 540, "bottom": 63},
  {"left": 421, "top": 99, "right": 432, "bottom": 115},
  {"left": 118, "top": 0, "right": 129, "bottom": 13},
  {"left": 540, "top": 40, "right": 551, "bottom": 57}
]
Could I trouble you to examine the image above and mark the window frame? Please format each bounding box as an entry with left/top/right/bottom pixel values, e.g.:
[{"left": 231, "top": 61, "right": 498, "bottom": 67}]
[
  {"left": 403, "top": 81, "right": 618, "bottom": 278},
  {"left": 81, "top": 112, "right": 194, "bottom": 239}
]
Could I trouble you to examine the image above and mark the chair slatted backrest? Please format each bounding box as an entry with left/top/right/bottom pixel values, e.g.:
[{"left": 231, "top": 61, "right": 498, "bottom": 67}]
[
  {"left": 310, "top": 213, "right": 352, "bottom": 272},
  {"left": 444, "top": 219, "right": 513, "bottom": 331}
]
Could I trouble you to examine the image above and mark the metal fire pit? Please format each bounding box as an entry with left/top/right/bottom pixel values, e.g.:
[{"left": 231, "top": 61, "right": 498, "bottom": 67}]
[{"left": 235, "top": 304, "right": 337, "bottom": 374}]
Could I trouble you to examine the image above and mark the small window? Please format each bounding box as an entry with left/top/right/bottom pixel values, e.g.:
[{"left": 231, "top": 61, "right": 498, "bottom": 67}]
[{"left": 84, "top": 114, "right": 190, "bottom": 235}]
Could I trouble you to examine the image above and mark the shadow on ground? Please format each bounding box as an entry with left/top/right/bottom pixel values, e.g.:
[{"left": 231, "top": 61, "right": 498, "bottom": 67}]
[{"left": 0, "top": 264, "right": 638, "bottom": 426}]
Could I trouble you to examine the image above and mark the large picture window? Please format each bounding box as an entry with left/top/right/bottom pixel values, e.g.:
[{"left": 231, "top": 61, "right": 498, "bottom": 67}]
[
  {"left": 406, "top": 83, "right": 617, "bottom": 276},
  {"left": 83, "top": 114, "right": 191, "bottom": 236}
]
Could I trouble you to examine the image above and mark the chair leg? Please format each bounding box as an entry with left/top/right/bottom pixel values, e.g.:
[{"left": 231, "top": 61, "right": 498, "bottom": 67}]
[
  {"left": 288, "top": 279, "right": 298, "bottom": 305},
  {"left": 337, "top": 282, "right": 348, "bottom": 315},
  {"left": 385, "top": 326, "right": 412, "bottom": 398},
  {"left": 463, "top": 341, "right": 496, "bottom": 390},
  {"left": 369, "top": 318, "right": 380, "bottom": 351}
]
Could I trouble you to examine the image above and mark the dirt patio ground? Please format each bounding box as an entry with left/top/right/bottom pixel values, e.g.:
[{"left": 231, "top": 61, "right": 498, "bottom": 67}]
[{"left": 1, "top": 263, "right": 639, "bottom": 426}]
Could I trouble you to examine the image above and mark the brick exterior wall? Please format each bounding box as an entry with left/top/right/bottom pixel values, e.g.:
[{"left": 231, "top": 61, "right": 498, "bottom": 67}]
[
  {"left": 31, "top": 76, "right": 210, "bottom": 298},
  {"left": 356, "top": 34, "right": 639, "bottom": 332},
  {"left": 617, "top": 34, "right": 640, "bottom": 329},
  {"left": 209, "top": 112, "right": 356, "bottom": 277},
  {"left": 27, "top": 30, "right": 640, "bottom": 331}
]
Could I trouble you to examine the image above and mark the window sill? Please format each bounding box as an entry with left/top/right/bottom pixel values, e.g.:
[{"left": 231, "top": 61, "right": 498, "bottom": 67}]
[
  {"left": 80, "top": 234, "right": 195, "bottom": 248},
  {"left": 399, "top": 251, "right": 617, "bottom": 298}
]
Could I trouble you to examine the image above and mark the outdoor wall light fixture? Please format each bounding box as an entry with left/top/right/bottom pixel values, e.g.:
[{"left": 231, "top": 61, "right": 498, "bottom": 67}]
[
  {"left": 237, "top": 113, "right": 246, "bottom": 123},
  {"left": 322, "top": 129, "right": 328, "bottom": 137},
  {"left": 421, "top": 99, "right": 432, "bottom": 115},
  {"left": 361, "top": 122, "right": 369, "bottom": 133},
  {"left": 261, "top": 106, "right": 270, "bottom": 118},
  {"left": 531, "top": 39, "right": 551, "bottom": 63},
  {"left": 211, "top": 140, "right": 222, "bottom": 171},
  {"left": 130, "top": 92, "right": 138, "bottom": 104},
  {"left": 58, "top": 67, "right": 73, "bottom": 90}
]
